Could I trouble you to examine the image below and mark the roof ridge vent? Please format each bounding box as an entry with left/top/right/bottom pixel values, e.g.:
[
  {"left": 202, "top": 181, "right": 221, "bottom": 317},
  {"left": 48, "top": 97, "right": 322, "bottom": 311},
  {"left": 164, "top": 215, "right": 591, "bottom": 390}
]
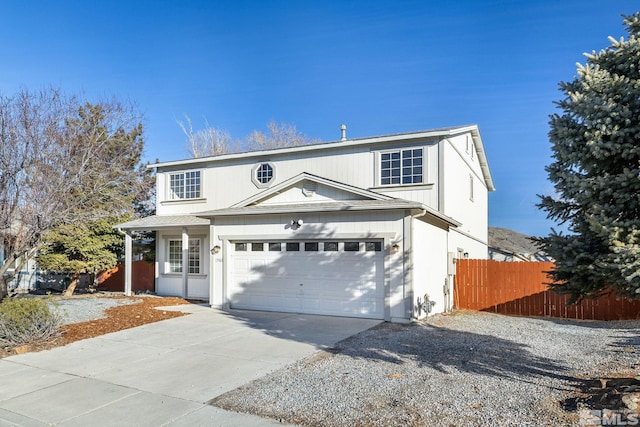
[{"left": 340, "top": 124, "right": 347, "bottom": 141}]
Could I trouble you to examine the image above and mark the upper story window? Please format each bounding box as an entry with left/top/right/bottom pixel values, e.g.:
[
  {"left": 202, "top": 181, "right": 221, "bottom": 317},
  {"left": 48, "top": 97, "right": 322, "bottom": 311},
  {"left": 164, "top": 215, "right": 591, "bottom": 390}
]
[
  {"left": 169, "top": 170, "right": 201, "bottom": 200},
  {"left": 251, "top": 162, "right": 275, "bottom": 188},
  {"left": 380, "top": 148, "right": 423, "bottom": 185},
  {"left": 256, "top": 163, "right": 273, "bottom": 184}
]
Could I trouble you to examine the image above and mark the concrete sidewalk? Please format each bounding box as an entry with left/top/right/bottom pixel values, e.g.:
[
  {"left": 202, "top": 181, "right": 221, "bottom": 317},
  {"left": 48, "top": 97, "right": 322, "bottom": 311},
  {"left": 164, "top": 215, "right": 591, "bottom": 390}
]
[{"left": 0, "top": 305, "right": 380, "bottom": 426}]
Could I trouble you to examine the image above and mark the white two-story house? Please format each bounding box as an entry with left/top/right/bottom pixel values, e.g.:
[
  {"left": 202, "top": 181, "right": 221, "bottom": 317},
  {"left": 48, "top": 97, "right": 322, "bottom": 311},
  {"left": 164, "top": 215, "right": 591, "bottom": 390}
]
[{"left": 117, "top": 124, "right": 494, "bottom": 322}]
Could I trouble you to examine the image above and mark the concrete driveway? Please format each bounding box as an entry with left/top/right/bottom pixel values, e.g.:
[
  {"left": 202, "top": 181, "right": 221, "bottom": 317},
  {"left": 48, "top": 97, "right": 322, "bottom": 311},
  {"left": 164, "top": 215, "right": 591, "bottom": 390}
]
[{"left": 0, "top": 305, "right": 380, "bottom": 426}]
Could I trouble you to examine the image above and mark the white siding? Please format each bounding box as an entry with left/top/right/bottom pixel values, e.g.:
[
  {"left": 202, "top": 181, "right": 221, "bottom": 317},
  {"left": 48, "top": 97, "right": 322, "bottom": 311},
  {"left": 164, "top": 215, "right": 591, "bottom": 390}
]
[
  {"left": 259, "top": 182, "right": 368, "bottom": 205},
  {"left": 441, "top": 134, "right": 489, "bottom": 259},
  {"left": 411, "top": 217, "right": 449, "bottom": 318},
  {"left": 155, "top": 139, "right": 442, "bottom": 216}
]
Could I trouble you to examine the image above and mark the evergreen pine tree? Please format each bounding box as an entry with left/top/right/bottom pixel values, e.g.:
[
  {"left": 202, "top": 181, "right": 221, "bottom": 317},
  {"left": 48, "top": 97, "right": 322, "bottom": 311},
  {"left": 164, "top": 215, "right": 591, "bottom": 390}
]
[{"left": 537, "top": 13, "right": 640, "bottom": 301}]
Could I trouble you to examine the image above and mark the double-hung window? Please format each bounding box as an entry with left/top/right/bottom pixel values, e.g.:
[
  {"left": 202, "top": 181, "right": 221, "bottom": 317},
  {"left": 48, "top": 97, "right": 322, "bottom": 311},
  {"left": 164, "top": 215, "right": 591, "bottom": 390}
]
[
  {"left": 380, "top": 148, "right": 423, "bottom": 185},
  {"left": 168, "top": 238, "right": 201, "bottom": 274},
  {"left": 169, "top": 170, "right": 201, "bottom": 200}
]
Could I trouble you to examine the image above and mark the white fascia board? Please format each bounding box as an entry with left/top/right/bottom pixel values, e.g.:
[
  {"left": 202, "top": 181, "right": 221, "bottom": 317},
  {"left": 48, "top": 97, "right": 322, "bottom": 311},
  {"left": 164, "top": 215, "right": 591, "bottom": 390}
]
[
  {"left": 147, "top": 125, "right": 481, "bottom": 170},
  {"left": 470, "top": 127, "right": 495, "bottom": 192}
]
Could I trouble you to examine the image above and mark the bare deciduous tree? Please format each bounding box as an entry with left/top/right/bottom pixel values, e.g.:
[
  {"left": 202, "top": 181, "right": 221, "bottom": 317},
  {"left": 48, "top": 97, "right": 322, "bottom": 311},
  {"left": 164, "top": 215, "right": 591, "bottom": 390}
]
[
  {"left": 246, "top": 121, "right": 321, "bottom": 151},
  {"left": 178, "top": 115, "right": 236, "bottom": 158},
  {"left": 180, "top": 118, "right": 321, "bottom": 158},
  {"left": 0, "top": 89, "right": 146, "bottom": 299}
]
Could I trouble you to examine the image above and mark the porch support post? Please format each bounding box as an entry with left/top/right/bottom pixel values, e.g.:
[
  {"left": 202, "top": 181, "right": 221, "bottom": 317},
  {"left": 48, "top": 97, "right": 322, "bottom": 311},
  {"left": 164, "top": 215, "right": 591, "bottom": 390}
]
[
  {"left": 124, "top": 231, "right": 132, "bottom": 297},
  {"left": 182, "top": 227, "right": 189, "bottom": 298}
]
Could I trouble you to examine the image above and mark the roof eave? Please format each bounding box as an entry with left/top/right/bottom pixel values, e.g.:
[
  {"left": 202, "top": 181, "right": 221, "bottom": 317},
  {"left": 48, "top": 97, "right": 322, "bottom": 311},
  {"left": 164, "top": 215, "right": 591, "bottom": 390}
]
[
  {"left": 196, "top": 203, "right": 424, "bottom": 217},
  {"left": 196, "top": 202, "right": 460, "bottom": 228},
  {"left": 148, "top": 124, "right": 483, "bottom": 169},
  {"left": 470, "top": 127, "right": 496, "bottom": 192},
  {"left": 114, "top": 215, "right": 210, "bottom": 231}
]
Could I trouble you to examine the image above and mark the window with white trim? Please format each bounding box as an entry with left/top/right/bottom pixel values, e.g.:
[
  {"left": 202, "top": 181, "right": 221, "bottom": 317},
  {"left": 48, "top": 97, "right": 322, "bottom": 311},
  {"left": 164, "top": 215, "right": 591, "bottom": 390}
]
[
  {"left": 168, "top": 238, "right": 201, "bottom": 274},
  {"left": 380, "top": 148, "right": 423, "bottom": 185},
  {"left": 256, "top": 164, "right": 273, "bottom": 184},
  {"left": 251, "top": 162, "right": 275, "bottom": 188},
  {"left": 169, "top": 170, "right": 201, "bottom": 200}
]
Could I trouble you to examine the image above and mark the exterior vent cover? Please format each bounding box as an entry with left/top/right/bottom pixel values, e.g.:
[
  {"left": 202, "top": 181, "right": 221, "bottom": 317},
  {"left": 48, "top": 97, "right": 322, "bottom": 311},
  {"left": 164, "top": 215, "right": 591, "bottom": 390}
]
[{"left": 302, "top": 180, "right": 317, "bottom": 197}]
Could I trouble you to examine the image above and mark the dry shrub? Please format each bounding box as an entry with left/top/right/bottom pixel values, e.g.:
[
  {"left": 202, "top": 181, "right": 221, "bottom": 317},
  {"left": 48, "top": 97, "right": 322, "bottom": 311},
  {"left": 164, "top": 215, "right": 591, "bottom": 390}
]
[{"left": 0, "top": 297, "right": 62, "bottom": 348}]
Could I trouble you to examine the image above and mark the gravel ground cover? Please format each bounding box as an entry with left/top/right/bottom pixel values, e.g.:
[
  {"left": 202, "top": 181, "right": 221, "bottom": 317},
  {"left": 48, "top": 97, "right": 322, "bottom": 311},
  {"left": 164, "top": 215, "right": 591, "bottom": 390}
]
[
  {"left": 212, "top": 311, "right": 640, "bottom": 426},
  {"left": 48, "top": 296, "right": 140, "bottom": 325}
]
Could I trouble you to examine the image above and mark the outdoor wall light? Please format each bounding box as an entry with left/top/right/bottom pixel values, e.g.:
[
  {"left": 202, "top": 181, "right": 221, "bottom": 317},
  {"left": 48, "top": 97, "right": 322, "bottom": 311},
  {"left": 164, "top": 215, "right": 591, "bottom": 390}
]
[
  {"left": 290, "top": 219, "right": 303, "bottom": 229},
  {"left": 392, "top": 244, "right": 400, "bottom": 254},
  {"left": 211, "top": 245, "right": 221, "bottom": 254}
]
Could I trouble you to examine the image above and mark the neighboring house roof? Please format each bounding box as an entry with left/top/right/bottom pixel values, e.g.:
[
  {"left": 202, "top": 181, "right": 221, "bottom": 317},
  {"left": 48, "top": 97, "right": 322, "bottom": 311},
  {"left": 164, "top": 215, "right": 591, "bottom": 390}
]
[
  {"left": 116, "top": 215, "right": 210, "bottom": 231},
  {"left": 148, "top": 124, "right": 495, "bottom": 192},
  {"left": 488, "top": 227, "right": 553, "bottom": 262}
]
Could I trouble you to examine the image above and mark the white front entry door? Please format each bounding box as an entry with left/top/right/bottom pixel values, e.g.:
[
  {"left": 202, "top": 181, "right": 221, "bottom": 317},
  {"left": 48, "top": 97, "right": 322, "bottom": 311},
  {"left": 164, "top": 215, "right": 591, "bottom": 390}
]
[{"left": 228, "top": 240, "right": 385, "bottom": 319}]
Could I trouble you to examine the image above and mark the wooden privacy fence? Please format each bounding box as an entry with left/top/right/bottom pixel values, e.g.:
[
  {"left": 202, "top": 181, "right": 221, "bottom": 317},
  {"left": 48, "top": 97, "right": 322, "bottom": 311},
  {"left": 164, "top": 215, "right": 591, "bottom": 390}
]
[
  {"left": 454, "top": 259, "right": 640, "bottom": 320},
  {"left": 97, "top": 260, "right": 155, "bottom": 293}
]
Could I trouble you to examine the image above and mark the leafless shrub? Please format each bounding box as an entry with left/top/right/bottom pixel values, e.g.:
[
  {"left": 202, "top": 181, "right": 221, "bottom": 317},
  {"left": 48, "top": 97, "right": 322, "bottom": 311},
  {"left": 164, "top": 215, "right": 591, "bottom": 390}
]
[{"left": 0, "top": 297, "right": 62, "bottom": 348}]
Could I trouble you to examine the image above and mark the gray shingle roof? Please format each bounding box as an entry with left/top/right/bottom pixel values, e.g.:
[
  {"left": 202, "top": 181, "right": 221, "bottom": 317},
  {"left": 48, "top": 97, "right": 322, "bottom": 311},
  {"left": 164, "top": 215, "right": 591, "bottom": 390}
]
[
  {"left": 195, "top": 200, "right": 460, "bottom": 227},
  {"left": 115, "top": 215, "right": 209, "bottom": 230},
  {"left": 197, "top": 200, "right": 422, "bottom": 216}
]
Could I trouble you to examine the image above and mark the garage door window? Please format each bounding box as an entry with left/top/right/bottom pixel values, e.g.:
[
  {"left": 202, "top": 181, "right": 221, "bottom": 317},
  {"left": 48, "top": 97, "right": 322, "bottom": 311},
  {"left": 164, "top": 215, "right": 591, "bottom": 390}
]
[
  {"left": 268, "top": 242, "right": 281, "bottom": 251},
  {"left": 366, "top": 242, "right": 382, "bottom": 252},
  {"left": 304, "top": 242, "right": 319, "bottom": 251},
  {"left": 286, "top": 242, "right": 300, "bottom": 251},
  {"left": 233, "top": 240, "right": 382, "bottom": 254},
  {"left": 323, "top": 242, "right": 338, "bottom": 251},
  {"left": 344, "top": 242, "right": 360, "bottom": 252}
]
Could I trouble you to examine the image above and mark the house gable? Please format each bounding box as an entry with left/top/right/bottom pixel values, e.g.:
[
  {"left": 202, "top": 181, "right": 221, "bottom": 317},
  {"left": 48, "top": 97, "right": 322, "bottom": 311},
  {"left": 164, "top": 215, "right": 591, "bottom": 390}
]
[
  {"left": 232, "top": 172, "right": 393, "bottom": 208},
  {"left": 258, "top": 181, "right": 370, "bottom": 205}
]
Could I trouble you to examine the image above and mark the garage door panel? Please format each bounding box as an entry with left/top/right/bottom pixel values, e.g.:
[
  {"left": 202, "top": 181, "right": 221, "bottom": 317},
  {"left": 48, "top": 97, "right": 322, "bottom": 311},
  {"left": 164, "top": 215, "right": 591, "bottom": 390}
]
[
  {"left": 303, "top": 297, "right": 382, "bottom": 318},
  {"left": 229, "top": 240, "right": 384, "bottom": 319}
]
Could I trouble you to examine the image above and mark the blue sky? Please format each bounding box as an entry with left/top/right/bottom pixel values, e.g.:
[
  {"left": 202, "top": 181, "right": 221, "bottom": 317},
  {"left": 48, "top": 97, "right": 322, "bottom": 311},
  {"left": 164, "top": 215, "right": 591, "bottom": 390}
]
[{"left": 0, "top": 1, "right": 636, "bottom": 236}]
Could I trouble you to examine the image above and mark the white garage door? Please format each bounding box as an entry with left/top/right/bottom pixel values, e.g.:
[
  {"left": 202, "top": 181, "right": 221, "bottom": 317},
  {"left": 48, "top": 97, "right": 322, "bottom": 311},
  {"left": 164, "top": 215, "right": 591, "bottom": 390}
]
[{"left": 229, "top": 240, "right": 385, "bottom": 319}]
